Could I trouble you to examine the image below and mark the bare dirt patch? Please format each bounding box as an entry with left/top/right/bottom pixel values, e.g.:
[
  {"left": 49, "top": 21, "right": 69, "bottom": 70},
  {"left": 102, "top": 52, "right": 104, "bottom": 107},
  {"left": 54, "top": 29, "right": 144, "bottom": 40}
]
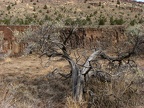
[{"left": 0, "top": 55, "right": 69, "bottom": 76}]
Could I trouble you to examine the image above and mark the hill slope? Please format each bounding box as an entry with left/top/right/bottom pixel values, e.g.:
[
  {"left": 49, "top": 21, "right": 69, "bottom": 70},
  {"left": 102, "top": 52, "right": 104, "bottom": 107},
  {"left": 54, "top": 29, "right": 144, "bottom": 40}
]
[{"left": 0, "top": 0, "right": 143, "bottom": 26}]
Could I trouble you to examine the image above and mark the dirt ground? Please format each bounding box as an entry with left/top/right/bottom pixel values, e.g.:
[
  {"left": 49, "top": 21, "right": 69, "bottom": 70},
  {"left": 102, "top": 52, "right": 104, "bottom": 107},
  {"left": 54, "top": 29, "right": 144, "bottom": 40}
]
[
  {"left": 0, "top": 55, "right": 70, "bottom": 77},
  {"left": 0, "top": 54, "right": 143, "bottom": 108},
  {"left": 0, "top": 54, "right": 72, "bottom": 108},
  {"left": 0, "top": 54, "right": 143, "bottom": 76}
]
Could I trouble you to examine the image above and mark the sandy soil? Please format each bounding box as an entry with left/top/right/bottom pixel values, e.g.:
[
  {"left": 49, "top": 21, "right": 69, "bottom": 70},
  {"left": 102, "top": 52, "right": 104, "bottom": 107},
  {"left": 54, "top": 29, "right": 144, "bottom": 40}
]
[{"left": 0, "top": 55, "right": 70, "bottom": 77}]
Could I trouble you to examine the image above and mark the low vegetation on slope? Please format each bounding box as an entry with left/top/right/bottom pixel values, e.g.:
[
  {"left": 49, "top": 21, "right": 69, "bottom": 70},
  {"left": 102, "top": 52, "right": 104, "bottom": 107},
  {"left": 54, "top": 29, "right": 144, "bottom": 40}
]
[{"left": 0, "top": 0, "right": 143, "bottom": 26}]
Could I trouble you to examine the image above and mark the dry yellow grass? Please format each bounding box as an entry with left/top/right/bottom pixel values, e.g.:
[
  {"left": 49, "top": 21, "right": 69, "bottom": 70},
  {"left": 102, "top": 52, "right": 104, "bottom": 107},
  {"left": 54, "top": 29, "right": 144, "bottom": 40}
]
[
  {"left": 66, "top": 96, "right": 87, "bottom": 108},
  {"left": 0, "top": 50, "right": 143, "bottom": 108}
]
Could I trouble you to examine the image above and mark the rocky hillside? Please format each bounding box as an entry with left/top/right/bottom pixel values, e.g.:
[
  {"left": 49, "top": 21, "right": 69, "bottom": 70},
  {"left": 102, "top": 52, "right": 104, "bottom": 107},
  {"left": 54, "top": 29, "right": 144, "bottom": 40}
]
[
  {"left": 0, "top": 0, "right": 143, "bottom": 26},
  {"left": 0, "top": 0, "right": 143, "bottom": 3}
]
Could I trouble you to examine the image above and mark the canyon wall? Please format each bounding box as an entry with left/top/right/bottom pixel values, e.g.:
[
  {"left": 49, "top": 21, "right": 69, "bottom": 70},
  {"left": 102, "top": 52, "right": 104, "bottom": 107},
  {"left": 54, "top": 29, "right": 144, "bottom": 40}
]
[{"left": 0, "top": 25, "right": 127, "bottom": 55}]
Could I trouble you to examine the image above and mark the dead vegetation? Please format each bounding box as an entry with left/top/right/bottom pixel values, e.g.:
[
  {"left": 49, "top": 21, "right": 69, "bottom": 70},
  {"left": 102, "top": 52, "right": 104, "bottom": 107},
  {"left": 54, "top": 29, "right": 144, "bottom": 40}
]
[
  {"left": 0, "top": 23, "right": 144, "bottom": 108},
  {"left": 0, "top": 59, "right": 143, "bottom": 108}
]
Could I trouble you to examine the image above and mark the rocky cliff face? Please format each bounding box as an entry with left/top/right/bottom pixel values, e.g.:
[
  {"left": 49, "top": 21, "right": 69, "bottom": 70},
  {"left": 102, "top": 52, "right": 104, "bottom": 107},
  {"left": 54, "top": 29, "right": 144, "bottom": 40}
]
[{"left": 0, "top": 25, "right": 127, "bottom": 55}]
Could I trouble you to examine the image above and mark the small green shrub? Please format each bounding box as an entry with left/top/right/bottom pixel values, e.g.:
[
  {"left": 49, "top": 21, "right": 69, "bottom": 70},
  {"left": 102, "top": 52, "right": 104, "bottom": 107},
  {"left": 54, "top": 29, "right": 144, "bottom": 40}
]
[
  {"left": 94, "top": 11, "right": 97, "bottom": 14},
  {"left": 1, "top": 18, "right": 11, "bottom": 25},
  {"left": 39, "top": 10, "right": 42, "bottom": 13},
  {"left": 114, "top": 18, "right": 125, "bottom": 25},
  {"left": 33, "top": 2, "right": 36, "bottom": 5},
  {"left": 44, "top": 15, "right": 51, "bottom": 20},
  {"left": 110, "top": 16, "right": 115, "bottom": 25},
  {"left": 14, "top": 18, "right": 24, "bottom": 25},
  {"left": 99, "top": 2, "right": 101, "bottom": 6},
  {"left": 43, "top": 5, "right": 48, "bottom": 9},
  {"left": 138, "top": 18, "right": 144, "bottom": 24},
  {"left": 130, "top": 19, "right": 136, "bottom": 26},
  {"left": 7, "top": 5, "right": 11, "bottom": 10},
  {"left": 65, "top": 18, "right": 73, "bottom": 26},
  {"left": 98, "top": 15, "right": 107, "bottom": 25},
  {"left": 117, "top": 0, "right": 120, "bottom": 5},
  {"left": 87, "top": 5, "right": 91, "bottom": 8}
]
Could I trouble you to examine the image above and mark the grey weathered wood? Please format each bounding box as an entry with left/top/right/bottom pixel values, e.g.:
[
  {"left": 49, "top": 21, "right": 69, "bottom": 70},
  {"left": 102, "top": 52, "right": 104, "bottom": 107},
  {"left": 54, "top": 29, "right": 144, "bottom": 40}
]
[
  {"left": 71, "top": 50, "right": 102, "bottom": 101},
  {"left": 51, "top": 50, "right": 103, "bottom": 102},
  {"left": 81, "top": 50, "right": 101, "bottom": 75},
  {"left": 62, "top": 55, "right": 83, "bottom": 101}
]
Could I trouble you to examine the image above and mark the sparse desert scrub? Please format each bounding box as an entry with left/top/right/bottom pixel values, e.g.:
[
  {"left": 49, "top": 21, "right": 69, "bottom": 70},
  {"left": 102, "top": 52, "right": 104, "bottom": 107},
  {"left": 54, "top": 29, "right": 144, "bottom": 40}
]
[
  {"left": 18, "top": 23, "right": 143, "bottom": 107},
  {"left": 66, "top": 96, "right": 88, "bottom": 108},
  {"left": 0, "top": 21, "right": 144, "bottom": 108},
  {"left": 84, "top": 67, "right": 144, "bottom": 108},
  {"left": 0, "top": 58, "right": 143, "bottom": 108},
  {"left": 0, "top": 0, "right": 143, "bottom": 26},
  {"left": 0, "top": 70, "right": 72, "bottom": 108}
]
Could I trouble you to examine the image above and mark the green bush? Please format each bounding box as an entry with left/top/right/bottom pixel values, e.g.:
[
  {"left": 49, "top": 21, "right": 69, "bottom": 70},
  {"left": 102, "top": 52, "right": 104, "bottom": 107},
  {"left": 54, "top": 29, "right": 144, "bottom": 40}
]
[
  {"left": 33, "top": 3, "right": 36, "bottom": 5},
  {"left": 130, "top": 19, "right": 136, "bottom": 26},
  {"left": 7, "top": 5, "right": 11, "bottom": 10},
  {"left": 114, "top": 18, "right": 125, "bottom": 25},
  {"left": 138, "top": 18, "right": 144, "bottom": 24},
  {"left": 110, "top": 16, "right": 115, "bottom": 25},
  {"left": 1, "top": 18, "right": 11, "bottom": 25},
  {"left": 109, "top": 17, "right": 125, "bottom": 25},
  {"left": 102, "top": 5, "right": 104, "bottom": 8},
  {"left": 14, "top": 18, "right": 24, "bottom": 25},
  {"left": 55, "top": 14, "right": 62, "bottom": 21},
  {"left": 46, "top": 10, "right": 50, "bottom": 13},
  {"left": 117, "top": 0, "right": 120, "bottom": 5},
  {"left": 33, "top": 14, "right": 37, "bottom": 19},
  {"left": 38, "top": 20, "right": 44, "bottom": 25},
  {"left": 93, "top": 11, "right": 97, "bottom": 14},
  {"left": 43, "top": 5, "right": 48, "bottom": 9},
  {"left": 98, "top": 2, "right": 101, "bottom": 6},
  {"left": 24, "top": 16, "right": 35, "bottom": 25},
  {"left": 44, "top": 15, "right": 51, "bottom": 21},
  {"left": 39, "top": 10, "right": 42, "bottom": 13},
  {"left": 87, "top": 5, "right": 91, "bottom": 8},
  {"left": 98, "top": 15, "right": 107, "bottom": 25},
  {"left": 65, "top": 18, "right": 74, "bottom": 26},
  {"left": 75, "top": 18, "right": 87, "bottom": 26}
]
